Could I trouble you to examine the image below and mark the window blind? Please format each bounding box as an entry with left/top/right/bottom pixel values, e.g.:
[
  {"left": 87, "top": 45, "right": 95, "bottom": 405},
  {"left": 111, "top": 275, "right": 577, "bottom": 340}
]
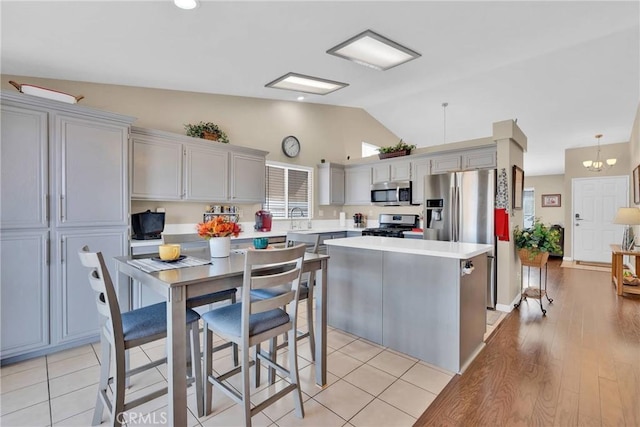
[{"left": 265, "top": 163, "right": 312, "bottom": 219}]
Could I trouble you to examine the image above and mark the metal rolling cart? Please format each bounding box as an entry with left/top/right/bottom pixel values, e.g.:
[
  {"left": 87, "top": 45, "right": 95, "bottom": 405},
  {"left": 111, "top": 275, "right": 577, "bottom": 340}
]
[{"left": 514, "top": 250, "right": 553, "bottom": 315}]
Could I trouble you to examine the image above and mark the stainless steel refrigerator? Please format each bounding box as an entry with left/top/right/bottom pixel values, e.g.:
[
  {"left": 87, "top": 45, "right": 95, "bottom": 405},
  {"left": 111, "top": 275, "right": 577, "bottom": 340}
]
[{"left": 423, "top": 170, "right": 497, "bottom": 308}]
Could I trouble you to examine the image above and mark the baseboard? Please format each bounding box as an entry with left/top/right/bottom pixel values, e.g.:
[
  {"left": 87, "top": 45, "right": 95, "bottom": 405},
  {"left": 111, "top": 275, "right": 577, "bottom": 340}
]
[
  {"left": 496, "top": 294, "right": 522, "bottom": 313},
  {"left": 563, "top": 256, "right": 573, "bottom": 261}
]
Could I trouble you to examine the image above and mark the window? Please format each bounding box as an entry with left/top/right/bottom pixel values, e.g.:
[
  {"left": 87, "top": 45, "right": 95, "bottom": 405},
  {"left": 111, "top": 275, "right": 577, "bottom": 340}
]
[
  {"left": 523, "top": 188, "right": 535, "bottom": 228},
  {"left": 362, "top": 141, "right": 380, "bottom": 158},
  {"left": 264, "top": 162, "right": 313, "bottom": 219}
]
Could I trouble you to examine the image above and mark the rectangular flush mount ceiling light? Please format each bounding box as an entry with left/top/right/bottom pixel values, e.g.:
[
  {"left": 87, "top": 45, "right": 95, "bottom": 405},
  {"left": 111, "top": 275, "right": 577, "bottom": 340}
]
[
  {"left": 265, "top": 72, "right": 348, "bottom": 95},
  {"left": 327, "top": 29, "right": 421, "bottom": 71}
]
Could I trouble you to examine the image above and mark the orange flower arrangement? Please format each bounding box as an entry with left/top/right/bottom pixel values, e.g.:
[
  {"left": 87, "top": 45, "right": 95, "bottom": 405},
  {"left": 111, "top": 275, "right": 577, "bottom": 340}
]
[{"left": 197, "top": 216, "right": 241, "bottom": 239}]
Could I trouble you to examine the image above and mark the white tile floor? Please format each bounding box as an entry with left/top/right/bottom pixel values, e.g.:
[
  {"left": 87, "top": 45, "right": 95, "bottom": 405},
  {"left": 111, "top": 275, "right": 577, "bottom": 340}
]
[{"left": 0, "top": 306, "right": 506, "bottom": 427}]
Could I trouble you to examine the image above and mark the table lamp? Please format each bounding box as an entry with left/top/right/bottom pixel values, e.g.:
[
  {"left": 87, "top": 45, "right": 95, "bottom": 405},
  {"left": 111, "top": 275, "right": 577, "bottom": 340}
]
[{"left": 613, "top": 207, "right": 640, "bottom": 250}]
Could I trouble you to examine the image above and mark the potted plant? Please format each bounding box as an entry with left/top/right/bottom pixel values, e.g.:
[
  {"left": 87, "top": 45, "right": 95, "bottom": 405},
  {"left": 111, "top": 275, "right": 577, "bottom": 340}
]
[
  {"left": 513, "top": 219, "right": 562, "bottom": 267},
  {"left": 196, "top": 216, "right": 241, "bottom": 257},
  {"left": 184, "top": 121, "right": 230, "bottom": 143},
  {"left": 377, "top": 139, "right": 416, "bottom": 159}
]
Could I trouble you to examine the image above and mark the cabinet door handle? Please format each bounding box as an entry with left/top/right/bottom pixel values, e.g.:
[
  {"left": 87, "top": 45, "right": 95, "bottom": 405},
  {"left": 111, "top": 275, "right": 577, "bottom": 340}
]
[
  {"left": 45, "top": 235, "right": 50, "bottom": 265},
  {"left": 60, "top": 238, "right": 65, "bottom": 263},
  {"left": 60, "top": 194, "right": 66, "bottom": 222},
  {"left": 45, "top": 194, "right": 50, "bottom": 223}
]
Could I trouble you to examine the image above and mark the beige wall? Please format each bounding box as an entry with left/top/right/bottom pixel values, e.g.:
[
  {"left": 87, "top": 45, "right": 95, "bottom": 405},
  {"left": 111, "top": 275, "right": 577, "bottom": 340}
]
[
  {"left": 523, "top": 174, "right": 565, "bottom": 226},
  {"left": 563, "top": 141, "right": 631, "bottom": 258},
  {"left": 2, "top": 75, "right": 401, "bottom": 223}
]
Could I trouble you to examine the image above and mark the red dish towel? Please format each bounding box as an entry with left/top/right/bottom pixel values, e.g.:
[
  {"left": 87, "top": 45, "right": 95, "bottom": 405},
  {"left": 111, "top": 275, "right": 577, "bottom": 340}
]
[{"left": 495, "top": 208, "right": 510, "bottom": 241}]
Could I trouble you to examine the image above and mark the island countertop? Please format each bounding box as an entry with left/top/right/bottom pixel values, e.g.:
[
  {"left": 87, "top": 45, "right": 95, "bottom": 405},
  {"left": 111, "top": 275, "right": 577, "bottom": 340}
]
[{"left": 325, "top": 236, "right": 493, "bottom": 259}]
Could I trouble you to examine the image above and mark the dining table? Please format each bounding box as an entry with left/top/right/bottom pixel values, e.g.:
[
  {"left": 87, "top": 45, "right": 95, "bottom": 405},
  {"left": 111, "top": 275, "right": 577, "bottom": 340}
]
[{"left": 114, "top": 250, "right": 329, "bottom": 426}]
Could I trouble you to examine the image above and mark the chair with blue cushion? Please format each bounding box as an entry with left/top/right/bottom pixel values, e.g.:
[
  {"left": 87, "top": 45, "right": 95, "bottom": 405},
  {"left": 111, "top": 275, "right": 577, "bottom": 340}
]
[
  {"left": 202, "top": 244, "right": 307, "bottom": 427},
  {"left": 78, "top": 246, "right": 203, "bottom": 427},
  {"left": 251, "top": 232, "right": 319, "bottom": 385}
]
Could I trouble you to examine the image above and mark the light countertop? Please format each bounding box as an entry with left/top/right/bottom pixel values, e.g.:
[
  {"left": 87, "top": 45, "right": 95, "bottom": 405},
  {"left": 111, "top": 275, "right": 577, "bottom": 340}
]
[
  {"left": 325, "top": 236, "right": 493, "bottom": 259},
  {"left": 131, "top": 224, "right": 365, "bottom": 248}
]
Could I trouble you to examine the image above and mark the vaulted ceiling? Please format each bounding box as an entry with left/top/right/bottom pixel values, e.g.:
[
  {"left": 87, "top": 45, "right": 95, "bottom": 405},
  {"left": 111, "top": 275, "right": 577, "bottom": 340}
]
[{"left": 2, "top": 1, "right": 638, "bottom": 175}]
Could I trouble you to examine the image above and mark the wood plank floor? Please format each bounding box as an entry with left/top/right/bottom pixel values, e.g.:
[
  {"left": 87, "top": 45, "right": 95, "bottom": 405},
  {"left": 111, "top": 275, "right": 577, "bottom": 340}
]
[{"left": 415, "top": 258, "right": 640, "bottom": 426}]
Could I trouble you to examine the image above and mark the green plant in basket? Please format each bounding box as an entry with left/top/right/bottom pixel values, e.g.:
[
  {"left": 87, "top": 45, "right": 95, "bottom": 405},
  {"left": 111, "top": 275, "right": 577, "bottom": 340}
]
[
  {"left": 514, "top": 219, "right": 562, "bottom": 259},
  {"left": 377, "top": 139, "right": 416, "bottom": 154},
  {"left": 184, "top": 121, "right": 230, "bottom": 143}
]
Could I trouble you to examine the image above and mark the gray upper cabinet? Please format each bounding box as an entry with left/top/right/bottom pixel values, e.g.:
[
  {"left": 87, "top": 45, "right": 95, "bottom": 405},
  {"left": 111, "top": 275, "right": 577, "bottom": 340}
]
[
  {"left": 0, "top": 230, "right": 49, "bottom": 358},
  {"left": 131, "top": 136, "right": 183, "bottom": 200},
  {"left": 430, "top": 154, "right": 462, "bottom": 175},
  {"left": 56, "top": 115, "right": 129, "bottom": 227},
  {"left": 185, "top": 145, "right": 229, "bottom": 201},
  {"left": 131, "top": 127, "right": 267, "bottom": 204},
  {"left": 461, "top": 147, "right": 497, "bottom": 170},
  {"left": 372, "top": 160, "right": 411, "bottom": 183},
  {"left": 230, "top": 152, "right": 265, "bottom": 203},
  {"left": 345, "top": 165, "right": 371, "bottom": 205},
  {"left": 318, "top": 163, "right": 345, "bottom": 205},
  {"left": 1, "top": 105, "right": 48, "bottom": 229},
  {"left": 430, "top": 147, "right": 496, "bottom": 175},
  {"left": 411, "top": 157, "right": 431, "bottom": 204}
]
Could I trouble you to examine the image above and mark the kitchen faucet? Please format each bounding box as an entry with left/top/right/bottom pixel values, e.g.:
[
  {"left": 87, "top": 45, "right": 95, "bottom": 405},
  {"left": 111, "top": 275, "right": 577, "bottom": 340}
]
[{"left": 290, "top": 207, "right": 304, "bottom": 229}]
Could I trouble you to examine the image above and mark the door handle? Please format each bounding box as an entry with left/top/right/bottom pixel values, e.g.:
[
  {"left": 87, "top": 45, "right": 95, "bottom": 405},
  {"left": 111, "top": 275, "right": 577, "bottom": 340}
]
[{"left": 575, "top": 218, "right": 584, "bottom": 221}]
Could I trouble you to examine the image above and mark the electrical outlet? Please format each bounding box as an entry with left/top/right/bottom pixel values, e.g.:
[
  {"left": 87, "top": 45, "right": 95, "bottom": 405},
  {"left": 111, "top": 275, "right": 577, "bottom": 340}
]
[
  {"left": 368, "top": 210, "right": 373, "bottom": 217},
  {"left": 156, "top": 207, "right": 165, "bottom": 213},
  {"left": 333, "top": 210, "right": 337, "bottom": 216},
  {"left": 318, "top": 210, "right": 324, "bottom": 217}
]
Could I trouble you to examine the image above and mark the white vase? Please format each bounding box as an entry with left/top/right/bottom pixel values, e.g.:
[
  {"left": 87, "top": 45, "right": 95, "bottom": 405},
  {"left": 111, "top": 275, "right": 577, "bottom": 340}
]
[{"left": 209, "top": 236, "right": 231, "bottom": 258}]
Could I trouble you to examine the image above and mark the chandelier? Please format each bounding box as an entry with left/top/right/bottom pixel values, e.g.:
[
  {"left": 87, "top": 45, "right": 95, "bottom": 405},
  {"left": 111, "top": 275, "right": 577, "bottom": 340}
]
[{"left": 583, "top": 134, "right": 616, "bottom": 172}]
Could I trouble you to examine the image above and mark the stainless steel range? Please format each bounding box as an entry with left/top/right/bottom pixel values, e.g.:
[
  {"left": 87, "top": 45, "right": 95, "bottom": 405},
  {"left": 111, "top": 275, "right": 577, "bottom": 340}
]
[{"left": 361, "top": 214, "right": 419, "bottom": 238}]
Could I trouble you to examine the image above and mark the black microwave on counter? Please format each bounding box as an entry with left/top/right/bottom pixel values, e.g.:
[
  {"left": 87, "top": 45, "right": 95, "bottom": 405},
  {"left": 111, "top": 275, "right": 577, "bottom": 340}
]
[{"left": 370, "top": 180, "right": 413, "bottom": 206}]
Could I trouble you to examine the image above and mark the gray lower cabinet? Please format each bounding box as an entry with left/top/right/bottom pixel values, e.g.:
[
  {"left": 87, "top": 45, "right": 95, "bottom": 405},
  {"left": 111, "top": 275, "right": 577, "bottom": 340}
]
[
  {"left": 0, "top": 230, "right": 49, "bottom": 358},
  {"left": 55, "top": 229, "right": 128, "bottom": 344},
  {"left": 0, "top": 91, "right": 134, "bottom": 363},
  {"left": 327, "top": 247, "right": 383, "bottom": 343}
]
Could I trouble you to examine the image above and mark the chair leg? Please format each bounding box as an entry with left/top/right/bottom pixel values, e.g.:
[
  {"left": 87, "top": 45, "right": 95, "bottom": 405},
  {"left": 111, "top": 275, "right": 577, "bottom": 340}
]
[
  {"left": 92, "top": 334, "right": 110, "bottom": 426},
  {"left": 203, "top": 323, "right": 213, "bottom": 416},
  {"left": 288, "top": 328, "right": 304, "bottom": 419},
  {"left": 306, "top": 294, "right": 315, "bottom": 361},
  {"left": 241, "top": 340, "right": 253, "bottom": 427},
  {"left": 111, "top": 343, "right": 126, "bottom": 427},
  {"left": 254, "top": 343, "right": 261, "bottom": 388},
  {"left": 268, "top": 337, "right": 277, "bottom": 385},
  {"left": 190, "top": 322, "right": 204, "bottom": 417}
]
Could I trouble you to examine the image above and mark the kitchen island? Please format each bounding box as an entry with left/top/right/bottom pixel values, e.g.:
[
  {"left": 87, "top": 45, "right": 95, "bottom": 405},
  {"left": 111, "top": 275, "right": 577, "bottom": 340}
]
[{"left": 325, "top": 236, "right": 492, "bottom": 373}]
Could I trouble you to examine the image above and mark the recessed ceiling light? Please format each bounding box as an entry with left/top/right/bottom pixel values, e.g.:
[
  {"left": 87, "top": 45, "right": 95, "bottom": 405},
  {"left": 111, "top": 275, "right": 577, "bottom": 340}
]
[
  {"left": 327, "top": 29, "right": 421, "bottom": 71},
  {"left": 174, "top": 0, "right": 198, "bottom": 10},
  {"left": 297, "top": 96, "right": 305, "bottom": 101},
  {"left": 265, "top": 72, "right": 348, "bottom": 95}
]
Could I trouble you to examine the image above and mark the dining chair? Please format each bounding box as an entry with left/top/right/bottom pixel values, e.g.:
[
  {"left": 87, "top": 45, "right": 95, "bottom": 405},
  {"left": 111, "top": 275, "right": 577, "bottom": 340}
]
[
  {"left": 78, "top": 246, "right": 203, "bottom": 426},
  {"left": 251, "top": 232, "right": 319, "bottom": 385},
  {"left": 162, "top": 232, "right": 239, "bottom": 365},
  {"left": 201, "top": 244, "right": 307, "bottom": 427}
]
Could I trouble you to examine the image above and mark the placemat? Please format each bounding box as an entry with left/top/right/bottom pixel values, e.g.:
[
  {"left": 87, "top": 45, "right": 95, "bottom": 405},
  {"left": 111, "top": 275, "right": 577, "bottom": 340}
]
[{"left": 127, "top": 256, "right": 210, "bottom": 273}]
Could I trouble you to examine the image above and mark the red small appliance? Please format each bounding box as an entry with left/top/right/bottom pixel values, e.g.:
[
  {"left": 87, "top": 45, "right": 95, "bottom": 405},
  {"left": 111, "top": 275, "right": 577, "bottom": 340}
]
[{"left": 254, "top": 210, "right": 272, "bottom": 232}]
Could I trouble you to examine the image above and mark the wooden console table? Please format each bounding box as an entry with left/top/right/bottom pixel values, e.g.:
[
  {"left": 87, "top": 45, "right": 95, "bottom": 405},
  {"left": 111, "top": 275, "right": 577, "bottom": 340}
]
[{"left": 610, "top": 244, "right": 640, "bottom": 296}]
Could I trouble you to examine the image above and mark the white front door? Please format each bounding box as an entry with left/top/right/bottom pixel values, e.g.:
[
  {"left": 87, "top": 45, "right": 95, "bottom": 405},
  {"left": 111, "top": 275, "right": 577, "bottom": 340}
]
[{"left": 572, "top": 176, "right": 628, "bottom": 263}]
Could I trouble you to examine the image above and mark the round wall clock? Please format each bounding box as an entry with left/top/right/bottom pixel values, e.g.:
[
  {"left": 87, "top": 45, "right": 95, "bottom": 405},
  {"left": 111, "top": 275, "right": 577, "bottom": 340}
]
[{"left": 282, "top": 135, "right": 300, "bottom": 158}]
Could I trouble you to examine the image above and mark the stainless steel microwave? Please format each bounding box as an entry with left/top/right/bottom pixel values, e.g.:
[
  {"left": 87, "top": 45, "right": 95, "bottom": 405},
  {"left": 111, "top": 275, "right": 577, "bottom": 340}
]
[{"left": 370, "top": 180, "right": 413, "bottom": 206}]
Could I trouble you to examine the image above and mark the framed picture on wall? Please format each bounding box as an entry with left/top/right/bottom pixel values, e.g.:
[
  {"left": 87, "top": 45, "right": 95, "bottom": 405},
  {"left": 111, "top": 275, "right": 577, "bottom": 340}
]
[
  {"left": 634, "top": 165, "right": 640, "bottom": 204},
  {"left": 512, "top": 165, "right": 524, "bottom": 210},
  {"left": 542, "top": 194, "right": 562, "bottom": 207}
]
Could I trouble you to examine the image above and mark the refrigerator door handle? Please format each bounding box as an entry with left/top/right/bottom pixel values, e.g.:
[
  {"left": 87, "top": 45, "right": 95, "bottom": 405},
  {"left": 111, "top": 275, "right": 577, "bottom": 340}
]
[{"left": 454, "top": 185, "right": 461, "bottom": 241}]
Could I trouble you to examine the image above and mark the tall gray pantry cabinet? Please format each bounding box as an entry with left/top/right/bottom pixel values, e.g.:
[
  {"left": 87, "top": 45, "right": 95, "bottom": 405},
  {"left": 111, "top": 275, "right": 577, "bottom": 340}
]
[{"left": 0, "top": 91, "right": 135, "bottom": 362}]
